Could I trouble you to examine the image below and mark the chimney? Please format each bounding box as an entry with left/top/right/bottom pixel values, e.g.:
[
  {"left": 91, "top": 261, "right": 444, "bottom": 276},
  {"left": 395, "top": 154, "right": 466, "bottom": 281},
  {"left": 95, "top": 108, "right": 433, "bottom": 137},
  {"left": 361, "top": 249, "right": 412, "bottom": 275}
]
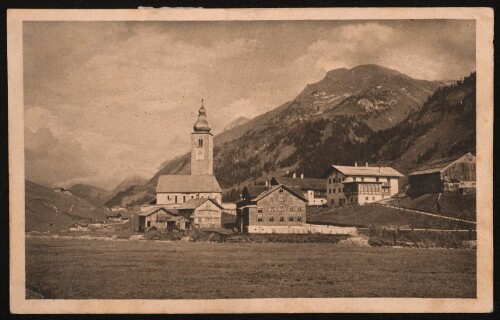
[
  {"left": 292, "top": 172, "right": 296, "bottom": 178},
  {"left": 354, "top": 162, "right": 358, "bottom": 167},
  {"left": 365, "top": 162, "right": 369, "bottom": 167},
  {"left": 300, "top": 173, "right": 304, "bottom": 179}
]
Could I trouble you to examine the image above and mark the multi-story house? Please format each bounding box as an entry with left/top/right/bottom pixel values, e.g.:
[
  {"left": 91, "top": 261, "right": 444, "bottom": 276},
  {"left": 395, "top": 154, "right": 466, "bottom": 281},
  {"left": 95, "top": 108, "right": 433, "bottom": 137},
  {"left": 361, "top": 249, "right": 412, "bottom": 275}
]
[
  {"left": 236, "top": 184, "right": 307, "bottom": 233},
  {"left": 326, "top": 163, "right": 403, "bottom": 206}
]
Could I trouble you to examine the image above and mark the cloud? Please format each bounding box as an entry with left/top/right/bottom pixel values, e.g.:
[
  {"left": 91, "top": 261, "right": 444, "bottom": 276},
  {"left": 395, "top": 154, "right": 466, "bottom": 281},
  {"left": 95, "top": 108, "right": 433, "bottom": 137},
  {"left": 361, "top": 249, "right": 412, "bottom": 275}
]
[{"left": 294, "top": 21, "right": 475, "bottom": 81}]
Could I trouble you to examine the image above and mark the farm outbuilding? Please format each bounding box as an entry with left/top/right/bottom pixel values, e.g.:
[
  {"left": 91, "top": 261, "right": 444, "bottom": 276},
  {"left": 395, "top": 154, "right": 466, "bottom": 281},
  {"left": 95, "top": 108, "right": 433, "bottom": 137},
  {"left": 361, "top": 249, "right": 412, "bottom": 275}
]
[
  {"left": 409, "top": 153, "right": 476, "bottom": 195},
  {"left": 69, "top": 223, "right": 88, "bottom": 231}
]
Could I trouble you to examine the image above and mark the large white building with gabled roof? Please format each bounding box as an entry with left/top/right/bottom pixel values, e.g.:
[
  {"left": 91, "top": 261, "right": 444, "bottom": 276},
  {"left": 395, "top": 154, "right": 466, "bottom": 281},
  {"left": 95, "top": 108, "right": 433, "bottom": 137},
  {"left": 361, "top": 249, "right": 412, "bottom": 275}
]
[{"left": 326, "top": 162, "right": 403, "bottom": 207}]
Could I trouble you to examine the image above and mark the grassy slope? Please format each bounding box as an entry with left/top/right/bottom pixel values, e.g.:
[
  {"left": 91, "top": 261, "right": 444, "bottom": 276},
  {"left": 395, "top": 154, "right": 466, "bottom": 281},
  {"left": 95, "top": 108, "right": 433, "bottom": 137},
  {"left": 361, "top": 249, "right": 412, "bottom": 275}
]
[
  {"left": 26, "top": 238, "right": 476, "bottom": 299},
  {"left": 306, "top": 205, "right": 473, "bottom": 229},
  {"left": 25, "top": 180, "right": 108, "bottom": 232},
  {"left": 387, "top": 194, "right": 476, "bottom": 221}
]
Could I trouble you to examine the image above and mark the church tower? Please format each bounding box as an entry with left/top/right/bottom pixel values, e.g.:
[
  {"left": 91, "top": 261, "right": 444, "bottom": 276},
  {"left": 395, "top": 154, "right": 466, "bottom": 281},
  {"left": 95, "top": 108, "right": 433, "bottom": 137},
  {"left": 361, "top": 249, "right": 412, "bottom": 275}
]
[{"left": 191, "top": 100, "right": 214, "bottom": 175}]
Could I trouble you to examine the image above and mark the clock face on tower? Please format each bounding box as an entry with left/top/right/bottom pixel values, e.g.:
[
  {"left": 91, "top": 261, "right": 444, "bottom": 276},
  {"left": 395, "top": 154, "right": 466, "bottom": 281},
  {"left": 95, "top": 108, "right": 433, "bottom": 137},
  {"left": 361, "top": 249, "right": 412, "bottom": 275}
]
[{"left": 196, "top": 148, "right": 204, "bottom": 160}]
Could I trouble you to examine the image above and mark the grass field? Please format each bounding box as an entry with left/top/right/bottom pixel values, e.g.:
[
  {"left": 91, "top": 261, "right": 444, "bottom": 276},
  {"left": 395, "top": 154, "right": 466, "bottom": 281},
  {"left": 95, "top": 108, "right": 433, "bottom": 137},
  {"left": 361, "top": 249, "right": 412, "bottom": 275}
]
[
  {"left": 387, "top": 193, "right": 476, "bottom": 221},
  {"left": 26, "top": 238, "right": 476, "bottom": 299},
  {"left": 307, "top": 205, "right": 474, "bottom": 229}
]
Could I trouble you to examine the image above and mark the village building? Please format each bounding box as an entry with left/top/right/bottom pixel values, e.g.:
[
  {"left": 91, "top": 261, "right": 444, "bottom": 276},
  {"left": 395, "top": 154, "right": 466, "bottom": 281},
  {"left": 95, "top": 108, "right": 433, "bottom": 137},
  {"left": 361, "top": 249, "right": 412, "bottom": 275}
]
[
  {"left": 53, "top": 187, "right": 72, "bottom": 195},
  {"left": 88, "top": 220, "right": 104, "bottom": 228},
  {"left": 408, "top": 153, "right": 476, "bottom": 195},
  {"left": 176, "top": 198, "right": 224, "bottom": 229},
  {"left": 270, "top": 173, "right": 327, "bottom": 206},
  {"left": 137, "top": 198, "right": 223, "bottom": 230},
  {"left": 326, "top": 162, "right": 403, "bottom": 206},
  {"left": 236, "top": 184, "right": 307, "bottom": 233},
  {"left": 221, "top": 202, "right": 237, "bottom": 215},
  {"left": 106, "top": 212, "right": 124, "bottom": 222},
  {"left": 69, "top": 222, "right": 88, "bottom": 231}
]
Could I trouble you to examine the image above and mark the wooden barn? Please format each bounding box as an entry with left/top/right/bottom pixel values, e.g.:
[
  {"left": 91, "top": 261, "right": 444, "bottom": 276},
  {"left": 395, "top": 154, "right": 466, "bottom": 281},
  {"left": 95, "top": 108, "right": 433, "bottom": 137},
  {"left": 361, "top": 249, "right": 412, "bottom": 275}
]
[
  {"left": 409, "top": 153, "right": 476, "bottom": 195},
  {"left": 236, "top": 184, "right": 307, "bottom": 233},
  {"left": 176, "top": 198, "right": 223, "bottom": 229}
]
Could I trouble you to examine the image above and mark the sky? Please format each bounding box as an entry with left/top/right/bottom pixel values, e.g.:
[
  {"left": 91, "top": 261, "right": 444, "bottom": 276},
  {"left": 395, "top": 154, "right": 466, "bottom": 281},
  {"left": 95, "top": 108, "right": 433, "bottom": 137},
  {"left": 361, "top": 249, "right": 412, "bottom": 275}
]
[{"left": 23, "top": 20, "right": 476, "bottom": 190}]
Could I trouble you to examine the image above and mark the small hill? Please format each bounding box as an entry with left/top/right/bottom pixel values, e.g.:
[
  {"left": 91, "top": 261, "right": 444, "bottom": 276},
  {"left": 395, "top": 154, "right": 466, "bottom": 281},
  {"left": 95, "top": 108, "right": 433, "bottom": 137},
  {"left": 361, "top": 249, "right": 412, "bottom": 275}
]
[
  {"left": 386, "top": 193, "right": 476, "bottom": 222},
  {"left": 307, "top": 205, "right": 472, "bottom": 229},
  {"left": 69, "top": 184, "right": 108, "bottom": 205},
  {"left": 25, "top": 180, "right": 108, "bottom": 232}
]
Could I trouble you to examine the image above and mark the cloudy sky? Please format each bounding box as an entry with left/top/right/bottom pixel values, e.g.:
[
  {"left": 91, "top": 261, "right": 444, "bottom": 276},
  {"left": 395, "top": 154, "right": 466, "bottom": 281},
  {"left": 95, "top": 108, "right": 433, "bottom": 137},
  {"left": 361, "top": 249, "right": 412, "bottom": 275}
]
[{"left": 24, "top": 20, "right": 475, "bottom": 190}]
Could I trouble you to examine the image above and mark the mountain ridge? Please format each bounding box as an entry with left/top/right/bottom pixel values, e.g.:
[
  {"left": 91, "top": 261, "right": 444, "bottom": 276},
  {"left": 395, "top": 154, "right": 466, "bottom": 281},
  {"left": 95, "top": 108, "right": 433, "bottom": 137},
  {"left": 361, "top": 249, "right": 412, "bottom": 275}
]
[{"left": 105, "top": 65, "right": 474, "bottom": 206}]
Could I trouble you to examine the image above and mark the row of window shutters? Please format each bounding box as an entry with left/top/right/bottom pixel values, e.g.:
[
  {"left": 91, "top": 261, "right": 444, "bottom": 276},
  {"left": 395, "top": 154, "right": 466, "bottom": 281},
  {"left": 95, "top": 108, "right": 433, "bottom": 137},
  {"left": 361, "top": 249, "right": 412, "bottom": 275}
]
[
  {"left": 256, "top": 216, "right": 303, "bottom": 222},
  {"left": 257, "top": 206, "right": 302, "bottom": 213}
]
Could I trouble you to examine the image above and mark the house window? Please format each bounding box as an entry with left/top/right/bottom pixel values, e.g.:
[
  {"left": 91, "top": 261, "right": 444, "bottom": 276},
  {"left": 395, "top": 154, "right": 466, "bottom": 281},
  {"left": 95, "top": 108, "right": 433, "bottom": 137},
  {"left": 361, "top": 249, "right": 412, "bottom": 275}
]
[
  {"left": 278, "top": 195, "right": 284, "bottom": 202},
  {"left": 289, "top": 206, "right": 294, "bottom": 211},
  {"left": 167, "top": 195, "right": 171, "bottom": 200},
  {"left": 183, "top": 195, "right": 186, "bottom": 202},
  {"left": 279, "top": 205, "right": 285, "bottom": 212},
  {"left": 361, "top": 177, "right": 365, "bottom": 182},
  {"left": 258, "top": 208, "right": 264, "bottom": 213},
  {"left": 353, "top": 177, "right": 357, "bottom": 182},
  {"left": 338, "top": 188, "right": 341, "bottom": 193},
  {"left": 296, "top": 206, "right": 302, "bottom": 211},
  {"left": 279, "top": 216, "right": 285, "bottom": 222},
  {"left": 329, "top": 179, "right": 331, "bottom": 184},
  {"left": 198, "top": 138, "right": 203, "bottom": 147},
  {"left": 288, "top": 216, "right": 294, "bottom": 222},
  {"left": 279, "top": 188, "right": 284, "bottom": 193},
  {"left": 376, "top": 177, "right": 379, "bottom": 182},
  {"left": 175, "top": 195, "right": 178, "bottom": 203},
  {"left": 297, "top": 216, "right": 302, "bottom": 222},
  {"left": 269, "top": 216, "right": 274, "bottom": 222},
  {"left": 333, "top": 189, "right": 336, "bottom": 193},
  {"left": 147, "top": 221, "right": 151, "bottom": 227},
  {"left": 257, "top": 215, "right": 263, "bottom": 222},
  {"left": 365, "top": 197, "right": 369, "bottom": 201},
  {"left": 269, "top": 207, "right": 275, "bottom": 212},
  {"left": 331, "top": 199, "right": 335, "bottom": 204}
]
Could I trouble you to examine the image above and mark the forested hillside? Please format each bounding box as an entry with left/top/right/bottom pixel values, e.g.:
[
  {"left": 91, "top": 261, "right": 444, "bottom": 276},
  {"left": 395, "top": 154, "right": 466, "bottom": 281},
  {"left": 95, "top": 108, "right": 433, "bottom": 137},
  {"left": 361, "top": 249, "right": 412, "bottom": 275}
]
[{"left": 106, "top": 66, "right": 475, "bottom": 205}]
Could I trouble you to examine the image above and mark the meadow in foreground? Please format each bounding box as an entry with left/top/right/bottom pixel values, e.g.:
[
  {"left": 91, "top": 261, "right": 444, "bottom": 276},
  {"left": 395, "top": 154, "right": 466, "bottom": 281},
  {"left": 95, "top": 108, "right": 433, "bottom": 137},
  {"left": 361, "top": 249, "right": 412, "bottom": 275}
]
[{"left": 26, "top": 237, "right": 476, "bottom": 299}]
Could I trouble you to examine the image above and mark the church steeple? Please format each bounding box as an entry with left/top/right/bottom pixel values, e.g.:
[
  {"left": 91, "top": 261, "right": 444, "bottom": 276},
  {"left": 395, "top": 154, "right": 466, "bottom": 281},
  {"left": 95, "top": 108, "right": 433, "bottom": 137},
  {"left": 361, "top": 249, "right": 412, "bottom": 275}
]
[
  {"left": 193, "top": 99, "right": 211, "bottom": 133},
  {"left": 191, "top": 99, "right": 214, "bottom": 175}
]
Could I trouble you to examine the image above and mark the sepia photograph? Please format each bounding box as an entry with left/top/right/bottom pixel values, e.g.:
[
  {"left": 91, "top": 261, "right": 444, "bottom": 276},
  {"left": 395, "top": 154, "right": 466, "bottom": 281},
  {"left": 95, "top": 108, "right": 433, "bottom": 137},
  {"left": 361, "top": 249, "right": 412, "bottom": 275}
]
[{"left": 8, "top": 8, "right": 493, "bottom": 314}]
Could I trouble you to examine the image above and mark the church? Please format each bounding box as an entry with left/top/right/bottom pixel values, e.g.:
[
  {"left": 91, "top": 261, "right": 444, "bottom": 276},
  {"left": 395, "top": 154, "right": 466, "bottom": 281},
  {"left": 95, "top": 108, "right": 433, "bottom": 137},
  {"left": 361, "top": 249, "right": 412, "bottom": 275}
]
[{"left": 138, "top": 101, "right": 223, "bottom": 230}]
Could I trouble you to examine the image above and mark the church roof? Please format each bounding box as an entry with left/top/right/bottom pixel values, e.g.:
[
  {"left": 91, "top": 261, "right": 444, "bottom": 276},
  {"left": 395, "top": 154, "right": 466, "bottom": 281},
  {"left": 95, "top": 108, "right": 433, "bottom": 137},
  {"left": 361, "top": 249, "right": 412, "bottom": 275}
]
[{"left": 156, "top": 175, "right": 222, "bottom": 193}]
